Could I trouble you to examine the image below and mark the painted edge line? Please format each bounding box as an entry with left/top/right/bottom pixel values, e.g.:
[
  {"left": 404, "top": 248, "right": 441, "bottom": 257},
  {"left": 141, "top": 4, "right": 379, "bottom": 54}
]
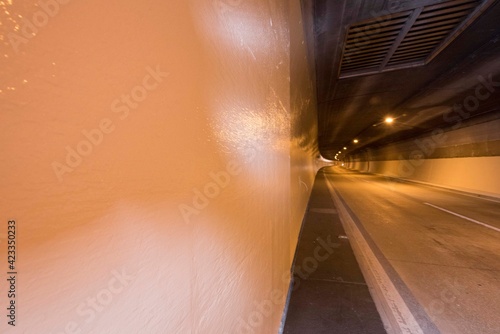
[
  {"left": 424, "top": 203, "right": 500, "bottom": 233},
  {"left": 325, "top": 176, "right": 424, "bottom": 334}
]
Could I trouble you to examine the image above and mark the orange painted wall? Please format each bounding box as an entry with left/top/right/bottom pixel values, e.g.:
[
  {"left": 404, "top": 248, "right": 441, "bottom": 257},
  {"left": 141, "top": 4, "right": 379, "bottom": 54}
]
[{"left": 0, "top": 0, "right": 318, "bottom": 333}]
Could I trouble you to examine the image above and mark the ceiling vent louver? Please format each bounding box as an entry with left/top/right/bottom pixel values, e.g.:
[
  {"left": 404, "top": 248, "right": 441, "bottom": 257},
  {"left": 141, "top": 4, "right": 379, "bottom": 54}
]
[{"left": 339, "top": 0, "right": 493, "bottom": 78}]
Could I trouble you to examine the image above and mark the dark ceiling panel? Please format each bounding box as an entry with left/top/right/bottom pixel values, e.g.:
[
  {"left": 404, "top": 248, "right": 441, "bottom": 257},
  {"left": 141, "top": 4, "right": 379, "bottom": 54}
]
[
  {"left": 312, "top": 0, "right": 500, "bottom": 160},
  {"left": 339, "top": 0, "right": 487, "bottom": 78}
]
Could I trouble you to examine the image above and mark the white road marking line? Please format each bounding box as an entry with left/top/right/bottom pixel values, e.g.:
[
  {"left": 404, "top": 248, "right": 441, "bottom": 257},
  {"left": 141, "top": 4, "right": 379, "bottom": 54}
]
[
  {"left": 472, "top": 196, "right": 500, "bottom": 204},
  {"left": 325, "top": 177, "right": 425, "bottom": 334},
  {"left": 424, "top": 203, "right": 500, "bottom": 233}
]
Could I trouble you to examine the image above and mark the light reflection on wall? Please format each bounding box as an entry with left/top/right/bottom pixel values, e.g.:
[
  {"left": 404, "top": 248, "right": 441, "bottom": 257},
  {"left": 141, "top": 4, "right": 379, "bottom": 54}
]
[
  {"left": 212, "top": 99, "right": 289, "bottom": 158},
  {"left": 197, "top": 0, "right": 272, "bottom": 56},
  {"left": 0, "top": 0, "right": 320, "bottom": 332},
  {"left": 192, "top": 0, "right": 290, "bottom": 175},
  {"left": 189, "top": 2, "right": 296, "bottom": 333},
  {"left": 0, "top": 0, "right": 57, "bottom": 100}
]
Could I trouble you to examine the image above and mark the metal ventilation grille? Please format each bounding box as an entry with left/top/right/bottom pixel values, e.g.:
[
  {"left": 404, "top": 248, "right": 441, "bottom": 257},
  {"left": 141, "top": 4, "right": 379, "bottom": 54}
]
[
  {"left": 341, "top": 11, "right": 413, "bottom": 73},
  {"left": 339, "top": 0, "right": 490, "bottom": 78}
]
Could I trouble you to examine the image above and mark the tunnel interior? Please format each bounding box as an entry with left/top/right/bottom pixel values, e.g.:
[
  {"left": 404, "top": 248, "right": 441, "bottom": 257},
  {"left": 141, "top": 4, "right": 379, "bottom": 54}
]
[
  {"left": 314, "top": 0, "right": 500, "bottom": 160},
  {"left": 1, "top": 0, "right": 499, "bottom": 333}
]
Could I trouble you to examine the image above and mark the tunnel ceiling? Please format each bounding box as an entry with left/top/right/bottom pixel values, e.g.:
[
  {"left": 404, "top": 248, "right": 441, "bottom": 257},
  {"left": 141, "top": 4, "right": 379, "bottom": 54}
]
[{"left": 312, "top": 0, "right": 500, "bottom": 160}]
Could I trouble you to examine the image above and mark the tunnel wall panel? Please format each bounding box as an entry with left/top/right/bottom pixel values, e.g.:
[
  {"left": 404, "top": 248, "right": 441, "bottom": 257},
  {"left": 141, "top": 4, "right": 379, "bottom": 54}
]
[
  {"left": 346, "top": 119, "right": 500, "bottom": 197},
  {"left": 0, "top": 1, "right": 318, "bottom": 333},
  {"left": 290, "top": 0, "right": 319, "bottom": 265},
  {"left": 365, "top": 157, "right": 500, "bottom": 197}
]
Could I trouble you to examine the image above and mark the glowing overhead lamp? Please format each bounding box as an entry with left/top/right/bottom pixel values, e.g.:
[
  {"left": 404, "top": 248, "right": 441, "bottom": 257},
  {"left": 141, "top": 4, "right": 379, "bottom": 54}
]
[{"left": 353, "top": 139, "right": 359, "bottom": 144}]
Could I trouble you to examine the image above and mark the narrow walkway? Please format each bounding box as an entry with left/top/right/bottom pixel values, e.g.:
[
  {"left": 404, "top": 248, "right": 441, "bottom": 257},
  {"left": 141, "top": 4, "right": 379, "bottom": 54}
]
[{"left": 283, "top": 169, "right": 386, "bottom": 333}]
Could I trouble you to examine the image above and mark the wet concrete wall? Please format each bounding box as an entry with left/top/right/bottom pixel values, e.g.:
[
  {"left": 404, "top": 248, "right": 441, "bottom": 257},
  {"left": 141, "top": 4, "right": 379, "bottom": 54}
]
[{"left": 0, "top": 0, "right": 318, "bottom": 333}]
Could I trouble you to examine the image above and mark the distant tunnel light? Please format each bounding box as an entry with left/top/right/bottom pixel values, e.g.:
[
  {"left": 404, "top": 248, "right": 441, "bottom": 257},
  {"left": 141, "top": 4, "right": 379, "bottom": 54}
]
[
  {"left": 385, "top": 117, "right": 394, "bottom": 124},
  {"left": 343, "top": 147, "right": 347, "bottom": 150},
  {"left": 353, "top": 139, "right": 359, "bottom": 144}
]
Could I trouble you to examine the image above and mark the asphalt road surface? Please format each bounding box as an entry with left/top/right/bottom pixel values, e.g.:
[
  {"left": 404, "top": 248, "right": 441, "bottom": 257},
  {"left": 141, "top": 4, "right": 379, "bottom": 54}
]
[{"left": 323, "top": 166, "right": 500, "bottom": 334}]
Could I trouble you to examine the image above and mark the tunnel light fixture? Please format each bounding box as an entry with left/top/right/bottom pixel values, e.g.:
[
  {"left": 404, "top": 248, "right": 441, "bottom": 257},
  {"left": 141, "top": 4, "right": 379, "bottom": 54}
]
[
  {"left": 353, "top": 139, "right": 359, "bottom": 144},
  {"left": 343, "top": 147, "right": 347, "bottom": 150},
  {"left": 373, "top": 115, "right": 398, "bottom": 127}
]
